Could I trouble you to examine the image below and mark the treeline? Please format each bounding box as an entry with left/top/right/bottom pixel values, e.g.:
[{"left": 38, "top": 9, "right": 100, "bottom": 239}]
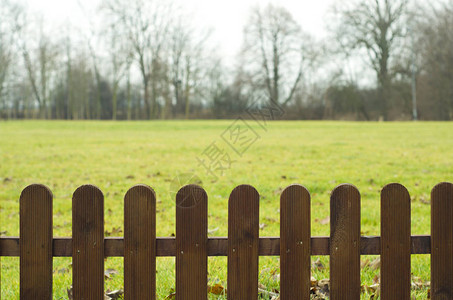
[{"left": 0, "top": 0, "right": 453, "bottom": 121}]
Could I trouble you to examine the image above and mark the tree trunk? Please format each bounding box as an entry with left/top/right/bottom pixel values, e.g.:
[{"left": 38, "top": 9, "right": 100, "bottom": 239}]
[
  {"left": 112, "top": 83, "right": 118, "bottom": 120},
  {"left": 127, "top": 76, "right": 132, "bottom": 120}
]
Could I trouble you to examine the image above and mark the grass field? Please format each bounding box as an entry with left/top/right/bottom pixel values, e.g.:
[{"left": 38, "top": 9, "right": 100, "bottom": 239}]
[{"left": 1, "top": 120, "right": 452, "bottom": 299}]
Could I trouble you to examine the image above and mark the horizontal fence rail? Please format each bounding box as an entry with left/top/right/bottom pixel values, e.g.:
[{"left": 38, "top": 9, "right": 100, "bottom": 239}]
[{"left": 0, "top": 182, "right": 452, "bottom": 299}]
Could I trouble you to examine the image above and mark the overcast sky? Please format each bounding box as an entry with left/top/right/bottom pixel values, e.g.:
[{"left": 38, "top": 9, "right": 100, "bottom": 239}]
[{"left": 27, "top": 0, "right": 336, "bottom": 63}]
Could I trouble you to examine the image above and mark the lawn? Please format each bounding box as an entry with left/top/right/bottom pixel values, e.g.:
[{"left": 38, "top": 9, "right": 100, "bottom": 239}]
[{"left": 1, "top": 120, "right": 452, "bottom": 299}]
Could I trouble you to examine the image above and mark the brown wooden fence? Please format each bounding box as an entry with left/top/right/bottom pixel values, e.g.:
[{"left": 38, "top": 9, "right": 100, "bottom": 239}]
[{"left": 0, "top": 182, "right": 452, "bottom": 299}]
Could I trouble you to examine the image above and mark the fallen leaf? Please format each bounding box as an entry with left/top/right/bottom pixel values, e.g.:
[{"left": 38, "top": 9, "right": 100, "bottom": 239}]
[
  {"left": 105, "top": 289, "right": 123, "bottom": 299},
  {"left": 370, "top": 258, "right": 380, "bottom": 270},
  {"left": 312, "top": 258, "right": 325, "bottom": 270},
  {"left": 310, "top": 276, "right": 318, "bottom": 287},
  {"left": 315, "top": 216, "right": 329, "bottom": 225},
  {"left": 208, "top": 227, "right": 219, "bottom": 235},
  {"left": 361, "top": 259, "right": 370, "bottom": 269},
  {"left": 419, "top": 196, "right": 430, "bottom": 205},
  {"left": 273, "top": 187, "right": 283, "bottom": 195},
  {"left": 104, "top": 268, "right": 119, "bottom": 279},
  {"left": 265, "top": 216, "right": 278, "bottom": 223},
  {"left": 165, "top": 291, "right": 176, "bottom": 299},
  {"left": 67, "top": 286, "right": 73, "bottom": 300},
  {"left": 105, "top": 227, "right": 122, "bottom": 237},
  {"left": 208, "top": 283, "right": 225, "bottom": 295}
]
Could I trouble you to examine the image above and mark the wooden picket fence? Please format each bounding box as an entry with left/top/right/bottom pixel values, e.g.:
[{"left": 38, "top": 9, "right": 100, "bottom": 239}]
[{"left": 0, "top": 182, "right": 452, "bottom": 299}]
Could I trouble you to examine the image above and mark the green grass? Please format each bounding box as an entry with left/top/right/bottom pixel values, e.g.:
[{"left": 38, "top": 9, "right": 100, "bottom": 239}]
[{"left": 1, "top": 120, "right": 451, "bottom": 299}]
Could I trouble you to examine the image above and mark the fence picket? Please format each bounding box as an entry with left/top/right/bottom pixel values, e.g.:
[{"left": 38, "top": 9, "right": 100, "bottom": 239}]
[
  {"left": 3, "top": 182, "right": 452, "bottom": 298},
  {"left": 228, "top": 185, "right": 260, "bottom": 300},
  {"left": 431, "top": 182, "right": 453, "bottom": 299},
  {"left": 381, "top": 183, "right": 411, "bottom": 299},
  {"left": 72, "top": 185, "right": 104, "bottom": 299},
  {"left": 20, "top": 184, "right": 53, "bottom": 299},
  {"left": 124, "top": 185, "right": 156, "bottom": 299},
  {"left": 176, "top": 184, "right": 208, "bottom": 299},
  {"left": 280, "top": 184, "right": 311, "bottom": 300},
  {"left": 330, "top": 184, "right": 361, "bottom": 300}
]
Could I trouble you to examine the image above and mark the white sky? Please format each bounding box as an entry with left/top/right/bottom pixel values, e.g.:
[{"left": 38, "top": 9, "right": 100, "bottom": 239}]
[{"left": 27, "top": 0, "right": 336, "bottom": 63}]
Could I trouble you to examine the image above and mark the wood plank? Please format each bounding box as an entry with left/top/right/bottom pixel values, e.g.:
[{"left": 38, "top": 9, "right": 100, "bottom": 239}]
[
  {"left": 431, "top": 182, "right": 453, "bottom": 299},
  {"left": 280, "top": 184, "right": 310, "bottom": 300},
  {"left": 124, "top": 185, "right": 156, "bottom": 300},
  {"left": 380, "top": 183, "right": 411, "bottom": 299},
  {"left": 20, "top": 184, "right": 53, "bottom": 299},
  {"left": 330, "top": 184, "right": 361, "bottom": 300},
  {"left": 0, "top": 235, "right": 433, "bottom": 257},
  {"left": 176, "top": 184, "right": 208, "bottom": 299},
  {"left": 72, "top": 185, "right": 104, "bottom": 299},
  {"left": 228, "top": 185, "right": 259, "bottom": 300}
]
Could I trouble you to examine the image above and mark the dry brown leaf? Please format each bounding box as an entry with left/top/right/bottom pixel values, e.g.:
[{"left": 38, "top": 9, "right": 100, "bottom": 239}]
[
  {"left": 208, "top": 283, "right": 226, "bottom": 295},
  {"left": 104, "top": 268, "right": 119, "bottom": 280},
  {"left": 370, "top": 258, "right": 380, "bottom": 270},
  {"left": 310, "top": 276, "right": 318, "bottom": 287},
  {"left": 319, "top": 216, "right": 330, "bottom": 225},
  {"left": 208, "top": 227, "right": 219, "bottom": 235},
  {"left": 165, "top": 290, "right": 176, "bottom": 299},
  {"left": 67, "top": 286, "right": 73, "bottom": 300},
  {"left": 312, "top": 257, "right": 325, "bottom": 270},
  {"left": 105, "top": 289, "right": 123, "bottom": 300},
  {"left": 361, "top": 259, "right": 370, "bottom": 269}
]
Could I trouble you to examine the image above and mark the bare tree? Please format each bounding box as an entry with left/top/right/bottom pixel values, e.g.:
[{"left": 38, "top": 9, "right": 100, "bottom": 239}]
[
  {"left": 11, "top": 4, "right": 59, "bottom": 119},
  {"left": 241, "top": 3, "right": 318, "bottom": 107},
  {"left": 100, "top": 20, "right": 133, "bottom": 120},
  {"left": 0, "top": 0, "right": 13, "bottom": 117},
  {"left": 414, "top": 1, "right": 453, "bottom": 120},
  {"left": 103, "top": 0, "right": 173, "bottom": 119},
  {"left": 168, "top": 15, "right": 211, "bottom": 119},
  {"left": 331, "top": 0, "right": 408, "bottom": 120}
]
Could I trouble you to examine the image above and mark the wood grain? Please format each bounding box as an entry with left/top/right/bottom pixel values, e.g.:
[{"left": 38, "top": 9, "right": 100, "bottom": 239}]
[
  {"left": 330, "top": 184, "right": 361, "bottom": 300},
  {"left": 0, "top": 235, "right": 433, "bottom": 257},
  {"left": 228, "top": 185, "right": 259, "bottom": 300},
  {"left": 381, "top": 183, "right": 411, "bottom": 300},
  {"left": 176, "top": 184, "right": 208, "bottom": 299},
  {"left": 280, "top": 184, "right": 310, "bottom": 300},
  {"left": 72, "top": 185, "right": 104, "bottom": 299},
  {"left": 20, "top": 184, "right": 53, "bottom": 299},
  {"left": 124, "top": 185, "right": 156, "bottom": 299},
  {"left": 431, "top": 182, "right": 453, "bottom": 299}
]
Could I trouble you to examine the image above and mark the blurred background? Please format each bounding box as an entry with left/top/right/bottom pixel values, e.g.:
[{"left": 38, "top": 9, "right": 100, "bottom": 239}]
[{"left": 0, "top": 0, "right": 452, "bottom": 121}]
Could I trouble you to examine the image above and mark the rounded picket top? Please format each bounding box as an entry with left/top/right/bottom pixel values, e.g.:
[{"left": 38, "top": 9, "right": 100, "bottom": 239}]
[
  {"left": 20, "top": 183, "right": 53, "bottom": 203},
  {"left": 124, "top": 184, "right": 156, "bottom": 203},
  {"left": 431, "top": 182, "right": 453, "bottom": 298},
  {"left": 281, "top": 184, "right": 310, "bottom": 202},
  {"left": 431, "top": 182, "right": 453, "bottom": 198},
  {"left": 330, "top": 183, "right": 360, "bottom": 201},
  {"left": 72, "top": 184, "right": 104, "bottom": 200},
  {"left": 176, "top": 184, "right": 207, "bottom": 209},
  {"left": 380, "top": 182, "right": 411, "bottom": 299},
  {"left": 124, "top": 184, "right": 157, "bottom": 299},
  {"left": 228, "top": 184, "right": 260, "bottom": 299},
  {"left": 169, "top": 172, "right": 203, "bottom": 206},
  {"left": 72, "top": 184, "right": 104, "bottom": 299},
  {"left": 381, "top": 183, "right": 410, "bottom": 201},
  {"left": 228, "top": 184, "right": 259, "bottom": 203},
  {"left": 19, "top": 183, "right": 53, "bottom": 299},
  {"left": 280, "top": 184, "right": 311, "bottom": 299},
  {"left": 330, "top": 183, "right": 361, "bottom": 298}
]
